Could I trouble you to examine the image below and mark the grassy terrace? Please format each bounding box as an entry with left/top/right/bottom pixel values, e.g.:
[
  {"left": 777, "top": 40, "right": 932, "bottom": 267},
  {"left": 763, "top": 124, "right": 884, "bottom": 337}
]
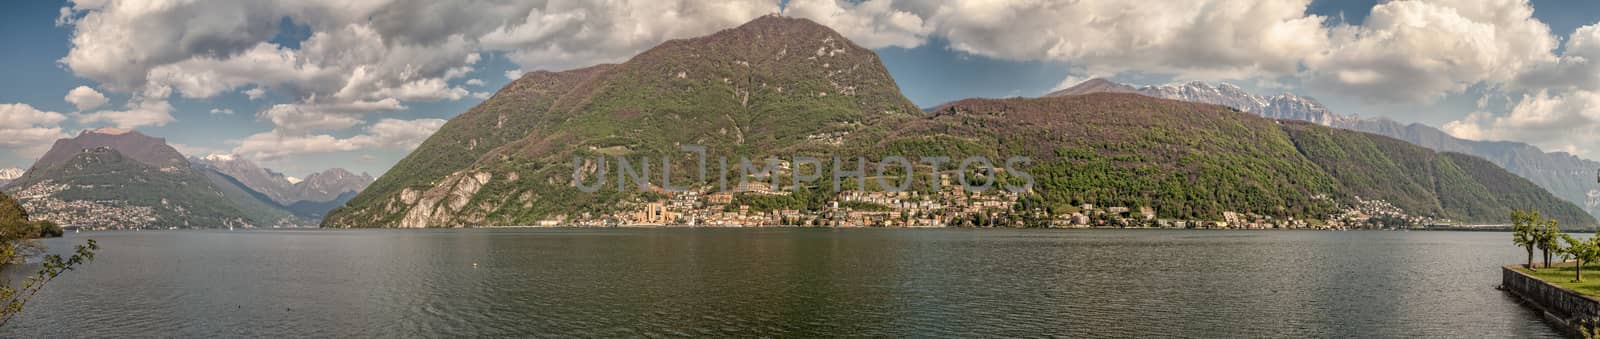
[{"left": 1516, "top": 262, "right": 1600, "bottom": 296}]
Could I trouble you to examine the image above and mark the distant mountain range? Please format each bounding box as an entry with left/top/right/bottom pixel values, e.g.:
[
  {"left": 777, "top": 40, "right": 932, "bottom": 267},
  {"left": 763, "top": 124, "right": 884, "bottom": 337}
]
[
  {"left": 188, "top": 154, "right": 373, "bottom": 206},
  {"left": 0, "top": 168, "right": 21, "bottom": 187},
  {"left": 1052, "top": 78, "right": 1600, "bottom": 220},
  {"left": 1049, "top": 79, "right": 1359, "bottom": 127},
  {"left": 325, "top": 15, "right": 1593, "bottom": 228},
  {"left": 1, "top": 129, "right": 372, "bottom": 229}
]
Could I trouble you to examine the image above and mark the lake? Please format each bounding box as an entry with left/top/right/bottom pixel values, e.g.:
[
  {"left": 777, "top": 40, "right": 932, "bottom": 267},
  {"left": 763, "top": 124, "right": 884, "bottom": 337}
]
[{"left": 0, "top": 228, "right": 1563, "bottom": 337}]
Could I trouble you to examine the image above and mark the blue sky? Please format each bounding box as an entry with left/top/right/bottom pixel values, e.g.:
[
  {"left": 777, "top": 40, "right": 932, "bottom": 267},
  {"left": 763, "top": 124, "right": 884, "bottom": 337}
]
[{"left": 4, "top": 0, "right": 1600, "bottom": 177}]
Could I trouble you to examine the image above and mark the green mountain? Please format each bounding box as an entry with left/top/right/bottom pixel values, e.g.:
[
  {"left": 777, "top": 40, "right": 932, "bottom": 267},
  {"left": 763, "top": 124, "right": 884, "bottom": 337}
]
[
  {"left": 327, "top": 15, "right": 919, "bottom": 227},
  {"left": 1048, "top": 77, "right": 1600, "bottom": 220},
  {"left": 924, "top": 94, "right": 1592, "bottom": 227},
  {"left": 325, "top": 16, "right": 1595, "bottom": 228},
  {"left": 3, "top": 129, "right": 289, "bottom": 229},
  {"left": 1282, "top": 122, "right": 1593, "bottom": 226},
  {"left": 1336, "top": 118, "right": 1600, "bottom": 219},
  {"left": 923, "top": 94, "right": 1342, "bottom": 221}
]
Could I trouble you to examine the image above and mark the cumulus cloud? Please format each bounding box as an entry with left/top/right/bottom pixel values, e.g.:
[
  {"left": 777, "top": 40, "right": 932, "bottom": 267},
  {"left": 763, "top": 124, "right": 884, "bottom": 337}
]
[
  {"left": 1304, "top": 0, "right": 1558, "bottom": 103},
  {"left": 243, "top": 87, "right": 266, "bottom": 100},
  {"left": 43, "top": 0, "right": 1600, "bottom": 163},
  {"left": 0, "top": 103, "right": 70, "bottom": 157},
  {"left": 75, "top": 99, "right": 174, "bottom": 129},
  {"left": 59, "top": 0, "right": 775, "bottom": 98},
  {"left": 782, "top": 0, "right": 1330, "bottom": 80},
  {"left": 1444, "top": 90, "right": 1600, "bottom": 158},
  {"left": 256, "top": 98, "right": 406, "bottom": 133},
  {"left": 63, "top": 86, "right": 108, "bottom": 111},
  {"left": 169, "top": 143, "right": 223, "bottom": 157},
  {"left": 233, "top": 118, "right": 446, "bottom": 159},
  {"left": 778, "top": 0, "right": 1566, "bottom": 105},
  {"left": 258, "top": 105, "right": 365, "bottom": 133},
  {"left": 1515, "top": 24, "right": 1600, "bottom": 92},
  {"left": 210, "top": 108, "right": 235, "bottom": 115},
  {"left": 54, "top": 1, "right": 770, "bottom": 165},
  {"left": 57, "top": 0, "right": 494, "bottom": 147},
  {"left": 784, "top": 0, "right": 930, "bottom": 49},
  {"left": 478, "top": 1, "right": 772, "bottom": 71}
]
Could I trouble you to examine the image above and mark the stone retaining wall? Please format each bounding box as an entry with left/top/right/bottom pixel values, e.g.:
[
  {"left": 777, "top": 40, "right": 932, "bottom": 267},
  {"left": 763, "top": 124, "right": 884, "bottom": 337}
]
[{"left": 1502, "top": 265, "right": 1600, "bottom": 334}]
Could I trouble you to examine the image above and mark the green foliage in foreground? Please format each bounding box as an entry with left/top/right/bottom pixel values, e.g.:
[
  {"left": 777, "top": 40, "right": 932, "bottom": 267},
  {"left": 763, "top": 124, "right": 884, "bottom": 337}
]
[
  {"left": 0, "top": 240, "right": 97, "bottom": 328},
  {"left": 0, "top": 192, "right": 97, "bottom": 328}
]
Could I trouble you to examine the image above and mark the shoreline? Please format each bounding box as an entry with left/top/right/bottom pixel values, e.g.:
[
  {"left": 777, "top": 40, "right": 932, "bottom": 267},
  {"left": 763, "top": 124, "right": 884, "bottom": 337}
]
[
  {"left": 1501, "top": 263, "right": 1600, "bottom": 336},
  {"left": 79, "top": 225, "right": 1535, "bottom": 232}
]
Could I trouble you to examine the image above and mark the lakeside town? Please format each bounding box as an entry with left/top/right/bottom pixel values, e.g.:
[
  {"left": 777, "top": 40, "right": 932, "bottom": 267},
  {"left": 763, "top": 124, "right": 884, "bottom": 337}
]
[{"left": 537, "top": 171, "right": 1440, "bottom": 230}]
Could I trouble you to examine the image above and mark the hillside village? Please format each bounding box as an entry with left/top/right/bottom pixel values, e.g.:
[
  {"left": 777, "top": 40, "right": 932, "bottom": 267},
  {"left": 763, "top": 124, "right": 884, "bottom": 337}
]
[{"left": 541, "top": 170, "right": 1434, "bottom": 230}]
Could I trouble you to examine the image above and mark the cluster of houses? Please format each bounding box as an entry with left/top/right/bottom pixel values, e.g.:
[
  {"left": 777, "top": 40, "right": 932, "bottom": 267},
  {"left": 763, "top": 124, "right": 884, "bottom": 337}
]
[
  {"left": 10, "top": 180, "right": 160, "bottom": 230},
  {"left": 545, "top": 167, "right": 1429, "bottom": 229},
  {"left": 542, "top": 171, "right": 1034, "bottom": 227},
  {"left": 1325, "top": 195, "right": 1437, "bottom": 229}
]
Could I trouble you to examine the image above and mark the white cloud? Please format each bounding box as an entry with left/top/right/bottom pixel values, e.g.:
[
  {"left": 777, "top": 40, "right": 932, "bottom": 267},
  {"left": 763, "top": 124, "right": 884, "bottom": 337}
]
[
  {"left": 233, "top": 118, "right": 446, "bottom": 160},
  {"left": 143, "top": 42, "right": 330, "bottom": 100},
  {"left": 257, "top": 98, "right": 406, "bottom": 133},
  {"left": 358, "top": 118, "right": 447, "bottom": 149},
  {"left": 478, "top": 1, "right": 773, "bottom": 72},
  {"left": 244, "top": 87, "right": 266, "bottom": 100},
  {"left": 258, "top": 105, "right": 364, "bottom": 133},
  {"left": 209, "top": 108, "right": 235, "bottom": 115},
  {"left": 789, "top": 0, "right": 1330, "bottom": 81},
  {"left": 784, "top": 0, "right": 932, "bottom": 49},
  {"left": 56, "top": 0, "right": 514, "bottom": 151},
  {"left": 366, "top": 78, "right": 470, "bottom": 102},
  {"left": 75, "top": 99, "right": 174, "bottom": 129},
  {"left": 44, "top": 0, "right": 1600, "bottom": 165},
  {"left": 0, "top": 103, "right": 66, "bottom": 129},
  {"left": 1515, "top": 23, "right": 1600, "bottom": 93},
  {"left": 1305, "top": 0, "right": 1558, "bottom": 103},
  {"left": 63, "top": 86, "right": 108, "bottom": 111},
  {"left": 169, "top": 142, "right": 223, "bottom": 157},
  {"left": 0, "top": 103, "right": 71, "bottom": 158},
  {"left": 1443, "top": 90, "right": 1600, "bottom": 158}
]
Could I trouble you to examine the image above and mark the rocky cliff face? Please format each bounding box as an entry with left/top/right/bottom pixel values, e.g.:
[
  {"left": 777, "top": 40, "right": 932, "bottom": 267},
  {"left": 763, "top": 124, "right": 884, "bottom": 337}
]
[{"left": 391, "top": 170, "right": 493, "bottom": 228}]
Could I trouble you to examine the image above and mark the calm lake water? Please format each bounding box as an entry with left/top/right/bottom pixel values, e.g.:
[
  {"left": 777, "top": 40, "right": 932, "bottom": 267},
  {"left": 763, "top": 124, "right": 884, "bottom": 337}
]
[{"left": 0, "top": 228, "right": 1564, "bottom": 337}]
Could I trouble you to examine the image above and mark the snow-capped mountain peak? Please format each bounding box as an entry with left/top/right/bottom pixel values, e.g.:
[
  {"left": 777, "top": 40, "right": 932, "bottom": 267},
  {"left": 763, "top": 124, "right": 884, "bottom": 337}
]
[
  {"left": 0, "top": 168, "right": 23, "bottom": 181},
  {"left": 1050, "top": 78, "right": 1345, "bottom": 126},
  {"left": 203, "top": 153, "right": 237, "bottom": 162}
]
